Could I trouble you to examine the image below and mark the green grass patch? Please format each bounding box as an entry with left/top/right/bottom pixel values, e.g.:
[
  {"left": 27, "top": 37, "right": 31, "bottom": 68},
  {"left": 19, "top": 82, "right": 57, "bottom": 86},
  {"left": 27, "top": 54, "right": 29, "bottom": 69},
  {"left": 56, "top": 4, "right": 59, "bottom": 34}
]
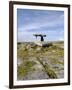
[
  {"left": 44, "top": 64, "right": 57, "bottom": 78},
  {"left": 48, "top": 57, "right": 64, "bottom": 65},
  {"left": 37, "top": 58, "right": 57, "bottom": 79},
  {"left": 17, "top": 50, "right": 28, "bottom": 58},
  {"left": 17, "top": 61, "right": 36, "bottom": 77}
]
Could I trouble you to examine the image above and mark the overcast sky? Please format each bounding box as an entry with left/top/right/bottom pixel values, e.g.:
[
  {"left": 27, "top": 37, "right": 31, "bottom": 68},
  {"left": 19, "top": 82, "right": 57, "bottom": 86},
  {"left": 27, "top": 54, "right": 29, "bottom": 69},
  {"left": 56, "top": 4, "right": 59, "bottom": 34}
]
[{"left": 17, "top": 9, "right": 64, "bottom": 42}]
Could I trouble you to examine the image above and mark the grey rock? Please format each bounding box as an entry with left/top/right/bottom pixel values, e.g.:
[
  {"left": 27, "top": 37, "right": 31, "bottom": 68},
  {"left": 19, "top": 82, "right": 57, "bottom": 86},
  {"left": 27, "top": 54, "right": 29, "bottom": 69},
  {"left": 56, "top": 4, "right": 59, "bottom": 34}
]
[{"left": 23, "top": 70, "right": 49, "bottom": 80}]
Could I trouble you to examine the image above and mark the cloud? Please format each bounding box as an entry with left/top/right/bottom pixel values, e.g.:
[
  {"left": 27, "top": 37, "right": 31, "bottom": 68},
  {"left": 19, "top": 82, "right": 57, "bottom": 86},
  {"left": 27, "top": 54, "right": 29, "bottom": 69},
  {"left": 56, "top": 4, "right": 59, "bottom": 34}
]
[
  {"left": 18, "top": 9, "right": 64, "bottom": 32},
  {"left": 18, "top": 17, "right": 64, "bottom": 32},
  {"left": 59, "top": 38, "right": 64, "bottom": 41},
  {"left": 17, "top": 9, "right": 64, "bottom": 42}
]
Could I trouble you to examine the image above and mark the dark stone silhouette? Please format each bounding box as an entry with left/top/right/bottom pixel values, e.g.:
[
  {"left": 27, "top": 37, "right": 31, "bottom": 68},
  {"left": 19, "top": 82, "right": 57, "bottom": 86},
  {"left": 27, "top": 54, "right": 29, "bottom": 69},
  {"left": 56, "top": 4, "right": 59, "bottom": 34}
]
[
  {"left": 33, "top": 34, "right": 46, "bottom": 41},
  {"left": 41, "top": 36, "right": 44, "bottom": 41}
]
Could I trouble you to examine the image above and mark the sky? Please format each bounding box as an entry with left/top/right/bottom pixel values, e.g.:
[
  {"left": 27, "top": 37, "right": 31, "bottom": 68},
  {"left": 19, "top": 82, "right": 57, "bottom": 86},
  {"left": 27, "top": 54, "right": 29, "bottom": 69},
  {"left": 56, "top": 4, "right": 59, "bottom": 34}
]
[{"left": 17, "top": 9, "right": 64, "bottom": 42}]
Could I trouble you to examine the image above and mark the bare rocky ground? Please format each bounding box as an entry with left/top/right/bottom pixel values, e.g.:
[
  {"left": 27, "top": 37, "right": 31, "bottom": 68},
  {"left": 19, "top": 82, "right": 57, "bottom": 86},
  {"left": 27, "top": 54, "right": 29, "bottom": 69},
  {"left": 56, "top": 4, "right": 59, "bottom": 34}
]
[{"left": 17, "top": 41, "right": 64, "bottom": 80}]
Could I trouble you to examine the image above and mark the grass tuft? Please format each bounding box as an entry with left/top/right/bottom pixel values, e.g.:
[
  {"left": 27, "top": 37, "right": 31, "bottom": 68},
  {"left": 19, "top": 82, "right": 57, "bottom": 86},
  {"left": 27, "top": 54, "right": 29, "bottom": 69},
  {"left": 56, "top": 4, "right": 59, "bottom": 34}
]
[{"left": 44, "top": 64, "right": 57, "bottom": 78}]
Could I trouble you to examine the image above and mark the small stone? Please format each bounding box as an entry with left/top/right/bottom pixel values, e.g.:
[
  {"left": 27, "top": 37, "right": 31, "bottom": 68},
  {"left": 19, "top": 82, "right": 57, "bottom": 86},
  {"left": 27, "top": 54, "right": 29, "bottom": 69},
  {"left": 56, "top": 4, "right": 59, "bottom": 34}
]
[{"left": 36, "top": 47, "right": 41, "bottom": 51}]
